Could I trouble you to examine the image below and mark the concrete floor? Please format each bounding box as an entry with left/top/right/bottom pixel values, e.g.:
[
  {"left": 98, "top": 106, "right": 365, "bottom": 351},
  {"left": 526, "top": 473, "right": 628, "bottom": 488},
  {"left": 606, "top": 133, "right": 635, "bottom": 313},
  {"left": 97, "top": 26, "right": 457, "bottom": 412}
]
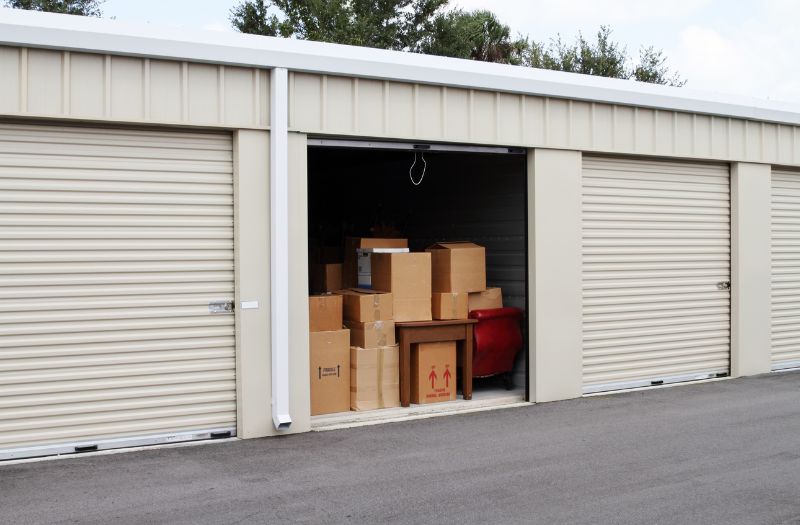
[{"left": 2, "top": 371, "right": 799, "bottom": 525}]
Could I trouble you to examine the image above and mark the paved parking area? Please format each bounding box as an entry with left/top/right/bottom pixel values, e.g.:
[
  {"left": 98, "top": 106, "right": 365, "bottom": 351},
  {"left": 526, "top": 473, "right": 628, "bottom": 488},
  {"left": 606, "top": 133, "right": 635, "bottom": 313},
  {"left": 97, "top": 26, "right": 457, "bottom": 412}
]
[{"left": 2, "top": 371, "right": 799, "bottom": 525}]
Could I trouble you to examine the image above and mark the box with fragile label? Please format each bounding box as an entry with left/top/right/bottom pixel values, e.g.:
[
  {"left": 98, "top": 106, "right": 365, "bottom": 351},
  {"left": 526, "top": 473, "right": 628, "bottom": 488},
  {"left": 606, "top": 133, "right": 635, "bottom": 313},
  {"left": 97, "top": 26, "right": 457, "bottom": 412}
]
[
  {"left": 467, "top": 287, "right": 503, "bottom": 312},
  {"left": 412, "top": 341, "right": 456, "bottom": 404},
  {"left": 432, "top": 292, "right": 468, "bottom": 320},
  {"left": 309, "top": 329, "right": 351, "bottom": 415},
  {"left": 344, "top": 237, "right": 408, "bottom": 288},
  {"left": 345, "top": 320, "right": 396, "bottom": 348},
  {"left": 371, "top": 252, "right": 432, "bottom": 322},
  {"left": 335, "top": 288, "right": 393, "bottom": 323},
  {"left": 310, "top": 263, "right": 342, "bottom": 294},
  {"left": 350, "top": 345, "right": 400, "bottom": 411},
  {"left": 309, "top": 294, "right": 343, "bottom": 332},
  {"left": 357, "top": 247, "right": 410, "bottom": 288},
  {"left": 427, "top": 242, "right": 486, "bottom": 293}
]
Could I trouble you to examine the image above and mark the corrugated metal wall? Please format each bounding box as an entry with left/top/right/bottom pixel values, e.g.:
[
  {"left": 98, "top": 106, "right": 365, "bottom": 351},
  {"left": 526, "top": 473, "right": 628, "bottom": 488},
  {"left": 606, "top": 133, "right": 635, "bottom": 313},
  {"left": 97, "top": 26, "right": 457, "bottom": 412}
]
[
  {"left": 0, "top": 46, "right": 270, "bottom": 129},
  {"left": 771, "top": 169, "right": 800, "bottom": 370},
  {"left": 582, "top": 156, "right": 731, "bottom": 393},
  {"left": 290, "top": 72, "right": 800, "bottom": 168},
  {"left": 0, "top": 123, "right": 237, "bottom": 457}
]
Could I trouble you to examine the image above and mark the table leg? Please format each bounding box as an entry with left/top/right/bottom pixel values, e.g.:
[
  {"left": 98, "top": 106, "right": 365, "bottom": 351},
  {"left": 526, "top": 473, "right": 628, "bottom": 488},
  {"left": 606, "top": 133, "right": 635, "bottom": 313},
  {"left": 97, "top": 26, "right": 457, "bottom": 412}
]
[
  {"left": 399, "top": 330, "right": 411, "bottom": 407},
  {"left": 463, "top": 324, "right": 473, "bottom": 400}
]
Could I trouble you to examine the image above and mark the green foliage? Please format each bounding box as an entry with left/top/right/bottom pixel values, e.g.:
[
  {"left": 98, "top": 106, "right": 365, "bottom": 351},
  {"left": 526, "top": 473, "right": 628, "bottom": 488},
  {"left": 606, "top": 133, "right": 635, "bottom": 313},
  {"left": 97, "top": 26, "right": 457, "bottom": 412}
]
[
  {"left": 231, "top": 1, "right": 686, "bottom": 86},
  {"left": 418, "top": 9, "right": 527, "bottom": 64},
  {"left": 231, "top": 0, "right": 448, "bottom": 51},
  {"left": 4, "top": 0, "right": 103, "bottom": 16}
]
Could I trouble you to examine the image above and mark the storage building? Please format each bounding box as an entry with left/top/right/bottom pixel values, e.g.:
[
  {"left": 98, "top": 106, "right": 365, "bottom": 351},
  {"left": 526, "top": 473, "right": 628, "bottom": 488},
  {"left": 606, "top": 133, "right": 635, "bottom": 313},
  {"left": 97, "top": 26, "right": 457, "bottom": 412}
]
[{"left": 0, "top": 9, "right": 798, "bottom": 460}]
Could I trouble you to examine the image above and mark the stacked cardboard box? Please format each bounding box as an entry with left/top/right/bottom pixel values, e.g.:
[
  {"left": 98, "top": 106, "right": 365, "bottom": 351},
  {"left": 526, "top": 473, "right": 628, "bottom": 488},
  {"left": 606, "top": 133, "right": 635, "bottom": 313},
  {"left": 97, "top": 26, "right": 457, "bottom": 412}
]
[
  {"left": 338, "top": 288, "right": 400, "bottom": 411},
  {"left": 371, "top": 252, "right": 432, "bottom": 322},
  {"left": 427, "top": 241, "right": 502, "bottom": 318},
  {"left": 308, "top": 294, "right": 350, "bottom": 416}
]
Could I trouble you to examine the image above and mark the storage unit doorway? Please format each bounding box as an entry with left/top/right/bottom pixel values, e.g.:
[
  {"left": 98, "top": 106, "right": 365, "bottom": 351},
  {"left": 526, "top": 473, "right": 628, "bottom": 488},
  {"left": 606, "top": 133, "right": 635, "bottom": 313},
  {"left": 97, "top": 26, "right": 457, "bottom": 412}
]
[
  {"left": 582, "top": 156, "right": 732, "bottom": 393},
  {"left": 306, "top": 139, "right": 529, "bottom": 422},
  {"left": 0, "top": 122, "right": 237, "bottom": 460}
]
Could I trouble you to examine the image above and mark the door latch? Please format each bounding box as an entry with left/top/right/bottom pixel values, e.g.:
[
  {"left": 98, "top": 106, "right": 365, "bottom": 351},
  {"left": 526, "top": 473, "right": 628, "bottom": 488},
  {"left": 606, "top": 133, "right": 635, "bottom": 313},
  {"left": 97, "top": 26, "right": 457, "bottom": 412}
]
[
  {"left": 208, "top": 300, "right": 234, "bottom": 314},
  {"left": 716, "top": 281, "right": 731, "bottom": 291}
]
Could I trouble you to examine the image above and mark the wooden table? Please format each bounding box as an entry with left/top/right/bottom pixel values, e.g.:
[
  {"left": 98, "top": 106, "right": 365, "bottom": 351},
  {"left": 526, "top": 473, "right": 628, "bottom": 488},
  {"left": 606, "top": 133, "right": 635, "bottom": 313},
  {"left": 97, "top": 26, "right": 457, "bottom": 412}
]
[{"left": 395, "top": 319, "right": 478, "bottom": 407}]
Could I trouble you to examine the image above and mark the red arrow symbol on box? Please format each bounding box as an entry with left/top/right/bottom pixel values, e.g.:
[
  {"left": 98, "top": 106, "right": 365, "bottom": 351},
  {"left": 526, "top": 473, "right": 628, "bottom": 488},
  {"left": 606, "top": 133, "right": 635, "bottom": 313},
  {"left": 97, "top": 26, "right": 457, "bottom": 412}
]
[
  {"left": 443, "top": 367, "right": 452, "bottom": 388},
  {"left": 428, "top": 369, "right": 437, "bottom": 389}
]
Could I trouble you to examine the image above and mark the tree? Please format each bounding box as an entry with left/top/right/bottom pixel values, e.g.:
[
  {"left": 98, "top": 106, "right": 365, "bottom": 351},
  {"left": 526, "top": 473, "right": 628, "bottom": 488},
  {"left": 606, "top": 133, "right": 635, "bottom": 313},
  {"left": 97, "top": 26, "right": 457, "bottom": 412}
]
[
  {"left": 418, "top": 9, "right": 527, "bottom": 64},
  {"left": 524, "top": 26, "right": 685, "bottom": 86},
  {"left": 3, "top": 0, "right": 103, "bottom": 16},
  {"left": 231, "top": 0, "right": 448, "bottom": 51},
  {"left": 230, "top": 2, "right": 685, "bottom": 87}
]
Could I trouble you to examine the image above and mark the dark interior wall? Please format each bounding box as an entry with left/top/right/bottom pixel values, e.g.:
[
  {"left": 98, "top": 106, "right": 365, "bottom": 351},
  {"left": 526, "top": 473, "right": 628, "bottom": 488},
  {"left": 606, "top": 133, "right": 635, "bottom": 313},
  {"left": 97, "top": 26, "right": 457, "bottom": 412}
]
[{"left": 307, "top": 147, "right": 527, "bottom": 310}]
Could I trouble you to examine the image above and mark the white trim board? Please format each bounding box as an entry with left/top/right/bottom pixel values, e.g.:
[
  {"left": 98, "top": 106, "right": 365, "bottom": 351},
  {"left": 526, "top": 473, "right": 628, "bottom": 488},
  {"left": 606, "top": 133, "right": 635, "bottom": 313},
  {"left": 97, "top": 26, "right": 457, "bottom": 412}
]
[{"left": 1, "top": 9, "right": 800, "bottom": 126}]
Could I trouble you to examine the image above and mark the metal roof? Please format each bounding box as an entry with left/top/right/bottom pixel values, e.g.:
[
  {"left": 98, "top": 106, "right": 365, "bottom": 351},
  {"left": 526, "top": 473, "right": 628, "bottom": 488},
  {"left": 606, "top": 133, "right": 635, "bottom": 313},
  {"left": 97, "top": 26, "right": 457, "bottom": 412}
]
[{"left": 2, "top": 7, "right": 800, "bottom": 126}]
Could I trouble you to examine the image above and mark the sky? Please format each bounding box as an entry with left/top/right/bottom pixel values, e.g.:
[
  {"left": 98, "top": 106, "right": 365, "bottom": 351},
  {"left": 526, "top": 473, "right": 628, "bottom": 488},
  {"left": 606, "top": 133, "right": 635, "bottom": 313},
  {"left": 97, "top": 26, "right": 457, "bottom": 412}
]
[{"left": 101, "top": 0, "right": 800, "bottom": 105}]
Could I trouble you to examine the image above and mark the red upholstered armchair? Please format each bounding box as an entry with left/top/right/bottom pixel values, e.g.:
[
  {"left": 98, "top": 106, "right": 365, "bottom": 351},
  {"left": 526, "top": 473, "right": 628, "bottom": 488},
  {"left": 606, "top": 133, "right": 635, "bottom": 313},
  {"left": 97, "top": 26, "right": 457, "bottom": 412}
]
[{"left": 469, "top": 307, "right": 524, "bottom": 388}]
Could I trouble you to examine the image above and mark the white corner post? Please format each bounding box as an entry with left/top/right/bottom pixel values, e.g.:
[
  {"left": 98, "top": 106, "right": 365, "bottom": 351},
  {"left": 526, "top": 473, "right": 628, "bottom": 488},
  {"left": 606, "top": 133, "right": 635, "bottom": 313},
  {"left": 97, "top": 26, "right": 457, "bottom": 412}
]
[
  {"left": 528, "top": 149, "right": 584, "bottom": 403},
  {"left": 270, "top": 67, "right": 291, "bottom": 429},
  {"left": 730, "top": 162, "right": 772, "bottom": 377}
]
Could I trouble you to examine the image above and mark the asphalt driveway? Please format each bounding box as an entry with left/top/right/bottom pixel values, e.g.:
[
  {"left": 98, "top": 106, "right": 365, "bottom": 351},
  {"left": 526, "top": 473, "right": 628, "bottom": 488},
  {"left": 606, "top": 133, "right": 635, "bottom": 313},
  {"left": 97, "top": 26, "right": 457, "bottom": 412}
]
[{"left": 2, "top": 371, "right": 799, "bottom": 525}]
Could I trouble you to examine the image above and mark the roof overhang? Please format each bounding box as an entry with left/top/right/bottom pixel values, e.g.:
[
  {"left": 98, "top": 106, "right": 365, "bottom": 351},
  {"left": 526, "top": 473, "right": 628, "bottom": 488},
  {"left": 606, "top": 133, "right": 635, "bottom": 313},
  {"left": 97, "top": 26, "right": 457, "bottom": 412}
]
[{"left": 1, "top": 8, "right": 799, "bottom": 126}]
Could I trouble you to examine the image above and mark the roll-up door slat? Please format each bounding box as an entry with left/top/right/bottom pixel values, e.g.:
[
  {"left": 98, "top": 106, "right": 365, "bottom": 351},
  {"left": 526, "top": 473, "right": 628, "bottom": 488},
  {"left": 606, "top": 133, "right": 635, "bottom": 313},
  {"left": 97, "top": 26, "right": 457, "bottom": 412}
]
[
  {"left": 772, "top": 170, "right": 800, "bottom": 370},
  {"left": 582, "top": 157, "right": 731, "bottom": 393},
  {"left": 0, "top": 124, "right": 236, "bottom": 458}
]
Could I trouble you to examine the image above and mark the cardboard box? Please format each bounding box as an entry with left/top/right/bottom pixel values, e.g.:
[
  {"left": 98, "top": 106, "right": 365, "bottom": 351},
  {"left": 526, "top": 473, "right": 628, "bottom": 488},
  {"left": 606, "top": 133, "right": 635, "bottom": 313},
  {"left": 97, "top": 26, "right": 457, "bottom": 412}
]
[
  {"left": 357, "top": 247, "right": 410, "bottom": 288},
  {"left": 343, "top": 237, "right": 408, "bottom": 288},
  {"left": 309, "top": 294, "right": 343, "bottom": 332},
  {"left": 310, "top": 263, "right": 342, "bottom": 294},
  {"left": 345, "top": 320, "right": 396, "bottom": 348},
  {"left": 371, "top": 252, "right": 432, "bottom": 322},
  {"left": 350, "top": 345, "right": 400, "bottom": 411},
  {"left": 335, "top": 288, "right": 393, "bottom": 323},
  {"left": 411, "top": 341, "right": 456, "bottom": 404},
  {"left": 467, "top": 287, "right": 503, "bottom": 312},
  {"left": 309, "top": 329, "right": 351, "bottom": 415},
  {"left": 427, "top": 242, "right": 486, "bottom": 293},
  {"left": 432, "top": 292, "right": 468, "bottom": 320}
]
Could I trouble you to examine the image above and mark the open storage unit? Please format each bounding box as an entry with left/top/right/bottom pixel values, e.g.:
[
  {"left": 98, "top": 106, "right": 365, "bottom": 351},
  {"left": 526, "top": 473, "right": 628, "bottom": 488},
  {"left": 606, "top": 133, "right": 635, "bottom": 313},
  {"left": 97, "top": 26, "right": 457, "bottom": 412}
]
[{"left": 306, "top": 141, "right": 529, "bottom": 419}]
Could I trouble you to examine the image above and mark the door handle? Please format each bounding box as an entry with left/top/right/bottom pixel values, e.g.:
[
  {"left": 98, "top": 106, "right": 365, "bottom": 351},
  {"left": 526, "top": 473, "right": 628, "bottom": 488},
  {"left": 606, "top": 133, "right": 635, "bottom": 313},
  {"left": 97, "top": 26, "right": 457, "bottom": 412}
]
[{"left": 716, "top": 281, "right": 731, "bottom": 291}]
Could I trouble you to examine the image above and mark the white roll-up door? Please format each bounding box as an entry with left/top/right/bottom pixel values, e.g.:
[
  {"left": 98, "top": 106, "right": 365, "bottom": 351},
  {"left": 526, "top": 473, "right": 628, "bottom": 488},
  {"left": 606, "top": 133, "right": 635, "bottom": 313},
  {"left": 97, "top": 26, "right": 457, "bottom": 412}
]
[
  {"left": 771, "top": 169, "right": 800, "bottom": 371},
  {"left": 0, "top": 123, "right": 236, "bottom": 460},
  {"left": 582, "top": 156, "right": 731, "bottom": 393}
]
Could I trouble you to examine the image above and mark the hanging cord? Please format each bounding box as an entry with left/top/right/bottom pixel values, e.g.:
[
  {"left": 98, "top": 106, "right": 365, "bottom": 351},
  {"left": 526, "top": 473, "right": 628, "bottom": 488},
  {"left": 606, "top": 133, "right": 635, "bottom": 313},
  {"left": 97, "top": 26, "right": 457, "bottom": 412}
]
[{"left": 409, "top": 151, "right": 427, "bottom": 186}]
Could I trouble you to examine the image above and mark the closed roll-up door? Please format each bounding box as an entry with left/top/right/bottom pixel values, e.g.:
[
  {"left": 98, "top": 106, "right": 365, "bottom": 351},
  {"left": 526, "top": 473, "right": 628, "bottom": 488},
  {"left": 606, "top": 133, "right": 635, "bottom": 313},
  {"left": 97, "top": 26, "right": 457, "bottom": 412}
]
[
  {"left": 0, "top": 123, "right": 236, "bottom": 460},
  {"left": 771, "top": 169, "right": 800, "bottom": 370},
  {"left": 582, "top": 157, "right": 731, "bottom": 393}
]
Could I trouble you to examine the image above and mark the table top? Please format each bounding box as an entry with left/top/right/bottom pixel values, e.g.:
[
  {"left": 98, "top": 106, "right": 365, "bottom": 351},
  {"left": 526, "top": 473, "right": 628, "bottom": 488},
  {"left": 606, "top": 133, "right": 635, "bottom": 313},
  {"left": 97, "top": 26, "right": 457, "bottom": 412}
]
[{"left": 395, "top": 318, "right": 478, "bottom": 328}]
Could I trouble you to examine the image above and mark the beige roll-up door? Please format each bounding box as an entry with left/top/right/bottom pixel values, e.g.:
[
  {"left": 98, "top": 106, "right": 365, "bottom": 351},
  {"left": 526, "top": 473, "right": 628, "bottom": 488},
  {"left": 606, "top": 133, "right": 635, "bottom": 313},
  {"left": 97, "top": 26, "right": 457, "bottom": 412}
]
[
  {"left": 0, "top": 123, "right": 236, "bottom": 460},
  {"left": 771, "top": 169, "right": 800, "bottom": 371},
  {"left": 582, "top": 156, "right": 731, "bottom": 394}
]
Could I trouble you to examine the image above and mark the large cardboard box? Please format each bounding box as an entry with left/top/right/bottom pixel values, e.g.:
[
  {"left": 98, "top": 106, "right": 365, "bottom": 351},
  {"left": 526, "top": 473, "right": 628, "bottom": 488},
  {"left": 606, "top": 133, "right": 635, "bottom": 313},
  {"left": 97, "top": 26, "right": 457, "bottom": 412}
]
[
  {"left": 427, "top": 242, "right": 486, "bottom": 293},
  {"left": 357, "top": 247, "right": 409, "bottom": 288},
  {"left": 310, "top": 263, "right": 342, "bottom": 294},
  {"left": 411, "top": 341, "right": 457, "bottom": 404},
  {"left": 371, "top": 252, "right": 432, "bottom": 322},
  {"left": 350, "top": 345, "right": 400, "bottom": 411},
  {"left": 467, "top": 287, "right": 503, "bottom": 312},
  {"left": 344, "top": 237, "right": 408, "bottom": 288},
  {"left": 309, "top": 329, "right": 351, "bottom": 415},
  {"left": 335, "top": 288, "right": 393, "bottom": 323},
  {"left": 432, "top": 292, "right": 468, "bottom": 320},
  {"left": 309, "top": 294, "right": 343, "bottom": 332},
  {"left": 345, "top": 320, "right": 396, "bottom": 348}
]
